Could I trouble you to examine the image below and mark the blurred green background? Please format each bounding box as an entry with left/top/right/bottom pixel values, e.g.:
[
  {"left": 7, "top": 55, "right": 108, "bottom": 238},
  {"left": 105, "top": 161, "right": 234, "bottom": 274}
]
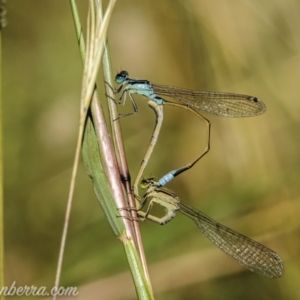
[{"left": 3, "top": 1, "right": 300, "bottom": 299}]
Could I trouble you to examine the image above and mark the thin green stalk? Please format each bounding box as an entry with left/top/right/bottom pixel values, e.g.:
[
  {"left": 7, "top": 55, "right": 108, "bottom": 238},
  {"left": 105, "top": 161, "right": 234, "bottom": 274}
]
[
  {"left": 0, "top": 1, "right": 7, "bottom": 297},
  {"left": 0, "top": 31, "right": 3, "bottom": 300}
]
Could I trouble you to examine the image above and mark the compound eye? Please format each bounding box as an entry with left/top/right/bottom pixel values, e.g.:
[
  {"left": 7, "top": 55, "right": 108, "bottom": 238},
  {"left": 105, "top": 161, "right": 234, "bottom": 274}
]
[{"left": 115, "top": 70, "right": 128, "bottom": 83}]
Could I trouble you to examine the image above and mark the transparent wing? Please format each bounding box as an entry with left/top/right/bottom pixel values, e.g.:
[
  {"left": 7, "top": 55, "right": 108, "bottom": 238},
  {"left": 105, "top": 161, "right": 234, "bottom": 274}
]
[
  {"left": 178, "top": 202, "right": 283, "bottom": 278},
  {"left": 153, "top": 84, "right": 266, "bottom": 118}
]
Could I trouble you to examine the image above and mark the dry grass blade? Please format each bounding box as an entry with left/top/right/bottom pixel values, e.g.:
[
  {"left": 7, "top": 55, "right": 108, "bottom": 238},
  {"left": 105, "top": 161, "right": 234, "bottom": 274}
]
[{"left": 53, "top": 1, "right": 117, "bottom": 298}]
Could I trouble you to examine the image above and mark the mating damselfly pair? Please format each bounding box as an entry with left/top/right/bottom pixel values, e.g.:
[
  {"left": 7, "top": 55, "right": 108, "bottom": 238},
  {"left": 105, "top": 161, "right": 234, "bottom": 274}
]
[{"left": 108, "top": 70, "right": 283, "bottom": 278}]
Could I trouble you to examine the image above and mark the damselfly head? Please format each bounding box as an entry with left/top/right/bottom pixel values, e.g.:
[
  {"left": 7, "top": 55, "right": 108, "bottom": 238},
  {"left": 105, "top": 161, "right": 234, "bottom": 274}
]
[
  {"left": 140, "top": 177, "right": 158, "bottom": 189},
  {"left": 115, "top": 70, "right": 129, "bottom": 84}
]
